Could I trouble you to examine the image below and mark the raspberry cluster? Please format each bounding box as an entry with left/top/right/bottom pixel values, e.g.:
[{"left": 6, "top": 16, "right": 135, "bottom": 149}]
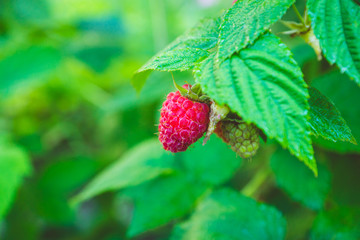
[
  {"left": 158, "top": 87, "right": 210, "bottom": 153},
  {"left": 215, "top": 120, "right": 260, "bottom": 158}
]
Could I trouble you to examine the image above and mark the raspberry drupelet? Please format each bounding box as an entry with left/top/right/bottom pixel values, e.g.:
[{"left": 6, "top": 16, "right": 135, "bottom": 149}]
[
  {"left": 158, "top": 85, "right": 210, "bottom": 153},
  {"left": 215, "top": 120, "right": 260, "bottom": 159}
]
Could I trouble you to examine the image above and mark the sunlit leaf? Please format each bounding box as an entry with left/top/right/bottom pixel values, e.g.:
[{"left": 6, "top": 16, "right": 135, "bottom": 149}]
[
  {"left": 216, "top": 0, "right": 294, "bottom": 63},
  {"left": 132, "top": 17, "right": 220, "bottom": 92},
  {"left": 71, "top": 139, "right": 175, "bottom": 205},
  {"left": 196, "top": 32, "right": 317, "bottom": 175}
]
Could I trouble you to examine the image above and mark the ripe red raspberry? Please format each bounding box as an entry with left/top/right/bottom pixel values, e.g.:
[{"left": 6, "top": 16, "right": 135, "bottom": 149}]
[{"left": 158, "top": 86, "right": 210, "bottom": 153}]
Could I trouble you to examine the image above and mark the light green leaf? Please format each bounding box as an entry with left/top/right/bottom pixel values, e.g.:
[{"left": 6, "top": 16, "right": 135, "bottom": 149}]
[
  {"left": 0, "top": 138, "right": 32, "bottom": 220},
  {"left": 0, "top": 46, "right": 61, "bottom": 92},
  {"left": 132, "top": 17, "right": 220, "bottom": 92},
  {"left": 311, "top": 208, "right": 360, "bottom": 240},
  {"left": 71, "top": 139, "right": 175, "bottom": 205},
  {"left": 270, "top": 149, "right": 331, "bottom": 210},
  {"left": 124, "top": 173, "right": 209, "bottom": 237},
  {"left": 307, "top": 0, "right": 360, "bottom": 85},
  {"left": 216, "top": 0, "right": 294, "bottom": 63},
  {"left": 312, "top": 71, "right": 360, "bottom": 153},
  {"left": 180, "top": 136, "right": 241, "bottom": 185},
  {"left": 308, "top": 87, "right": 356, "bottom": 144},
  {"left": 171, "top": 189, "right": 286, "bottom": 240},
  {"left": 196, "top": 32, "right": 317, "bottom": 175}
]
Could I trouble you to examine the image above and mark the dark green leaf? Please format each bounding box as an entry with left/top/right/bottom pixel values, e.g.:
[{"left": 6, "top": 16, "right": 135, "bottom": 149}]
[
  {"left": 124, "top": 173, "right": 209, "bottom": 237},
  {"left": 71, "top": 139, "right": 175, "bottom": 205},
  {"left": 311, "top": 208, "right": 360, "bottom": 240},
  {"left": 196, "top": 32, "right": 317, "bottom": 175},
  {"left": 0, "top": 46, "right": 61, "bottom": 92},
  {"left": 37, "top": 156, "right": 99, "bottom": 224},
  {"left": 180, "top": 136, "right": 241, "bottom": 185},
  {"left": 171, "top": 189, "right": 287, "bottom": 240},
  {"left": 308, "top": 87, "right": 356, "bottom": 144},
  {"left": 216, "top": 0, "right": 294, "bottom": 63},
  {"left": 312, "top": 71, "right": 360, "bottom": 153},
  {"left": 270, "top": 149, "right": 331, "bottom": 210},
  {"left": 307, "top": 0, "right": 360, "bottom": 85},
  {"left": 0, "top": 138, "right": 32, "bottom": 220},
  {"left": 132, "top": 17, "right": 221, "bottom": 92}
]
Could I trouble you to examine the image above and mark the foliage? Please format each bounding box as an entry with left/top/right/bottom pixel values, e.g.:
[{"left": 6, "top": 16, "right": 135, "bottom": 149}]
[
  {"left": 307, "top": 0, "right": 360, "bottom": 85},
  {"left": 216, "top": 0, "right": 295, "bottom": 62},
  {"left": 310, "top": 208, "right": 360, "bottom": 239},
  {"left": 196, "top": 32, "right": 316, "bottom": 174},
  {"left": 270, "top": 149, "right": 331, "bottom": 210},
  {"left": 0, "top": 0, "right": 359, "bottom": 240},
  {"left": 308, "top": 87, "right": 356, "bottom": 144},
  {"left": 0, "top": 137, "right": 31, "bottom": 219},
  {"left": 171, "top": 189, "right": 287, "bottom": 240}
]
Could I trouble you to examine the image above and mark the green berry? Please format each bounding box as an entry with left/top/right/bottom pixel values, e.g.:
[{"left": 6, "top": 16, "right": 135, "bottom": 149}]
[{"left": 215, "top": 120, "right": 260, "bottom": 159}]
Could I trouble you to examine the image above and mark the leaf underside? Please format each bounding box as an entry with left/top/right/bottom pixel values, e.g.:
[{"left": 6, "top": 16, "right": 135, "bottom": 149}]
[
  {"left": 307, "top": 0, "right": 360, "bottom": 85},
  {"left": 196, "top": 32, "right": 317, "bottom": 175}
]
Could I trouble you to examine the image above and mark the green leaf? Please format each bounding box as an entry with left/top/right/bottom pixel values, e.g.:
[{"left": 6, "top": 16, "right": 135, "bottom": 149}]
[
  {"left": 307, "top": 0, "right": 360, "bottom": 85},
  {"left": 0, "top": 46, "right": 61, "bottom": 92},
  {"left": 132, "top": 17, "right": 221, "bottom": 92},
  {"left": 216, "top": 0, "right": 294, "bottom": 63},
  {"left": 196, "top": 32, "right": 317, "bottom": 175},
  {"left": 180, "top": 136, "right": 241, "bottom": 185},
  {"left": 0, "top": 138, "right": 32, "bottom": 220},
  {"left": 308, "top": 87, "right": 356, "bottom": 144},
  {"left": 312, "top": 71, "right": 360, "bottom": 153},
  {"left": 73, "top": 46, "right": 122, "bottom": 72},
  {"left": 36, "top": 156, "right": 99, "bottom": 224},
  {"left": 171, "top": 189, "right": 287, "bottom": 240},
  {"left": 71, "top": 139, "right": 175, "bottom": 205},
  {"left": 124, "top": 173, "right": 209, "bottom": 237},
  {"left": 270, "top": 149, "right": 331, "bottom": 210},
  {"left": 310, "top": 208, "right": 360, "bottom": 240}
]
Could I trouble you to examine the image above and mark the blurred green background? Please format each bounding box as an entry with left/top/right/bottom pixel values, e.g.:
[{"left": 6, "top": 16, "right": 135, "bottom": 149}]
[{"left": 0, "top": 0, "right": 359, "bottom": 239}]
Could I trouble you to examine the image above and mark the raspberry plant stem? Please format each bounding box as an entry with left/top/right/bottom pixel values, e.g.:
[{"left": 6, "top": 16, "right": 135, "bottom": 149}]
[
  {"left": 292, "top": 4, "right": 305, "bottom": 26},
  {"left": 241, "top": 166, "right": 272, "bottom": 199}
]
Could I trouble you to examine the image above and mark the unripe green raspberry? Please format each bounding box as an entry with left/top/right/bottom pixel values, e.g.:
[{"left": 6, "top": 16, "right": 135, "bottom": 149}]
[{"left": 215, "top": 120, "right": 260, "bottom": 158}]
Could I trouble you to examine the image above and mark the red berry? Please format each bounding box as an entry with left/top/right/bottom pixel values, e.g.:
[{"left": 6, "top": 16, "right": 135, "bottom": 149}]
[{"left": 158, "top": 86, "right": 210, "bottom": 153}]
